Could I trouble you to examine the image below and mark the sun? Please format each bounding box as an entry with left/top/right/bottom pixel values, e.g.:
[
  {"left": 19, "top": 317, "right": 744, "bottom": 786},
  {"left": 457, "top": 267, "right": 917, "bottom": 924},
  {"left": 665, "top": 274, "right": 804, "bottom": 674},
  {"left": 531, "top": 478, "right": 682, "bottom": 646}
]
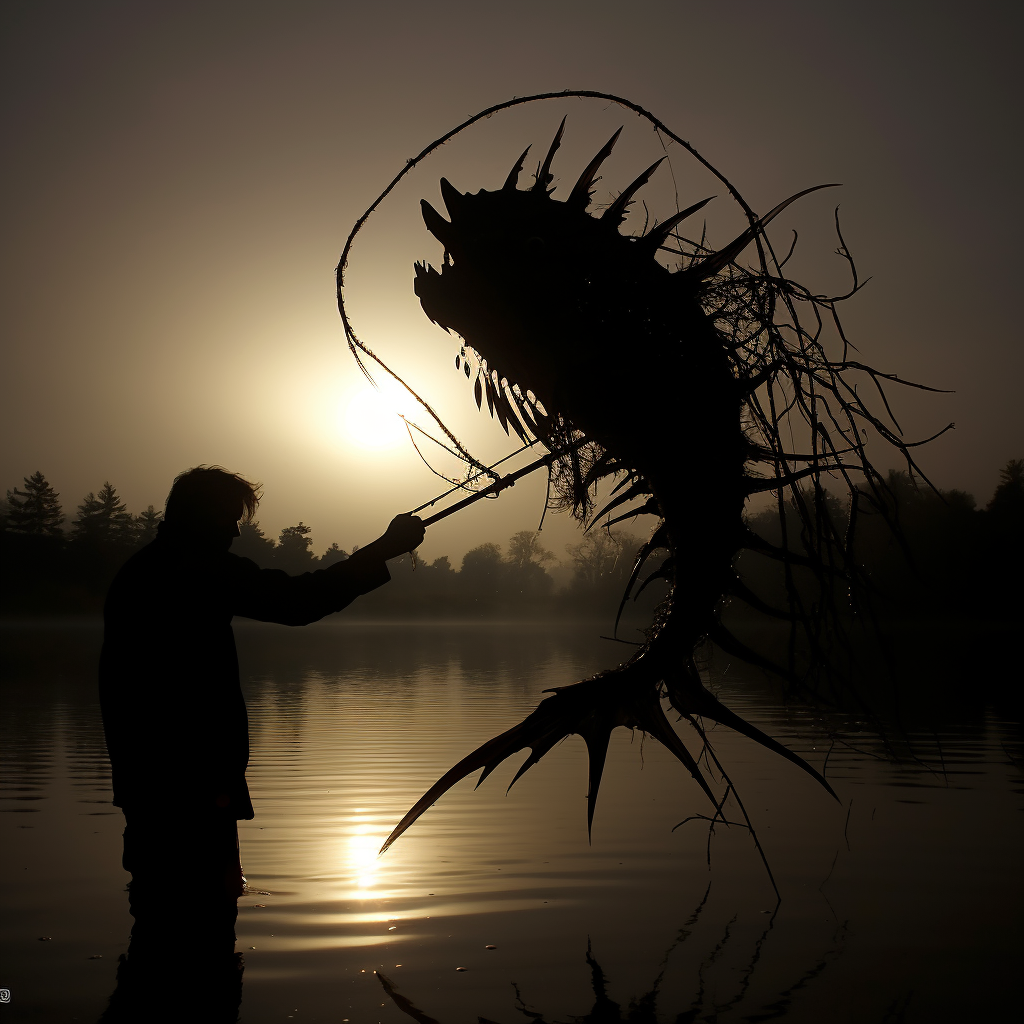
[{"left": 341, "top": 383, "right": 415, "bottom": 451}]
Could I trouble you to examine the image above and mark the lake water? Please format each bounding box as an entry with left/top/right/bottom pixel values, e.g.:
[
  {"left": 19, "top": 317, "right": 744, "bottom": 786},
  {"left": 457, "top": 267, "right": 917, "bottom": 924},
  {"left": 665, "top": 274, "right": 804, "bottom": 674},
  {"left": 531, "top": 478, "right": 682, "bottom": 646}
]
[{"left": 1, "top": 620, "right": 1021, "bottom": 1023}]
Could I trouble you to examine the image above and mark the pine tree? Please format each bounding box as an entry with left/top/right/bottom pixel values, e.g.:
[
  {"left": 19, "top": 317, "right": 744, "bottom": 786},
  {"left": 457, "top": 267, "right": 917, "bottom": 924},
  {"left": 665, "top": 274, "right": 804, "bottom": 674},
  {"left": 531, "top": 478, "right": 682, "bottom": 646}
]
[
  {"left": 987, "top": 458, "right": 1024, "bottom": 522},
  {"left": 134, "top": 505, "right": 163, "bottom": 545},
  {"left": 73, "top": 483, "right": 134, "bottom": 546},
  {"left": 5, "top": 471, "right": 64, "bottom": 535}
]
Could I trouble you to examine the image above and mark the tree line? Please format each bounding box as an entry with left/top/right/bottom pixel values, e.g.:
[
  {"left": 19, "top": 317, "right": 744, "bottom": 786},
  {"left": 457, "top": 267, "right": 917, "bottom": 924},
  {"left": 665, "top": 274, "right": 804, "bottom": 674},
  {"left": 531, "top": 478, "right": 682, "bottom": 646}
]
[
  {"left": 2, "top": 461, "right": 1021, "bottom": 620},
  {"left": 0, "top": 472, "right": 648, "bottom": 617},
  {"left": 736, "top": 460, "right": 1023, "bottom": 623}
]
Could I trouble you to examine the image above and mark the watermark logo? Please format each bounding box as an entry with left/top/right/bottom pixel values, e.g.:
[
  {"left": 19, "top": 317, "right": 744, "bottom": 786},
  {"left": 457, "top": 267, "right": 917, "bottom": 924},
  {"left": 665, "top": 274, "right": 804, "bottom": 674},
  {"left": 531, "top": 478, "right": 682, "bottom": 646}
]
[{"left": 0, "top": 988, "right": 11, "bottom": 1003}]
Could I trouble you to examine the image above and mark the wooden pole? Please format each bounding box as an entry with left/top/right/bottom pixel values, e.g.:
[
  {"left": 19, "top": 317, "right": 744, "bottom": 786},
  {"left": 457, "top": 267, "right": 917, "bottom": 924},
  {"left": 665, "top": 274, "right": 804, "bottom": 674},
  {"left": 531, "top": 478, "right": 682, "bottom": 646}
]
[{"left": 416, "top": 447, "right": 567, "bottom": 527}]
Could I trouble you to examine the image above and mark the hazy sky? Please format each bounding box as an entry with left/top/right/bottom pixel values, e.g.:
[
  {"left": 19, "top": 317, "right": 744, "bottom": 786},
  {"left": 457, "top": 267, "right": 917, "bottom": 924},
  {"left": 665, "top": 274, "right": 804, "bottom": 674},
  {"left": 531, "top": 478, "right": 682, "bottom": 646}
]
[{"left": 2, "top": 0, "right": 1020, "bottom": 563}]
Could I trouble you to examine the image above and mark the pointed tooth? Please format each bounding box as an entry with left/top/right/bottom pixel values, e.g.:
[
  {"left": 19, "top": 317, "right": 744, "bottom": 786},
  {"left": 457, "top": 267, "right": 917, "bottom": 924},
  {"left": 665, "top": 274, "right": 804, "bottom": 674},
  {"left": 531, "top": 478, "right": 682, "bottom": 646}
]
[
  {"left": 505, "top": 405, "right": 530, "bottom": 442},
  {"left": 438, "top": 178, "right": 465, "bottom": 219},
  {"left": 610, "top": 471, "right": 641, "bottom": 495},
  {"left": 603, "top": 495, "right": 661, "bottom": 530},
  {"left": 685, "top": 183, "right": 840, "bottom": 280},
  {"left": 484, "top": 374, "right": 495, "bottom": 417},
  {"left": 532, "top": 116, "right": 566, "bottom": 193},
  {"left": 502, "top": 145, "right": 531, "bottom": 190},
  {"left": 420, "top": 199, "right": 454, "bottom": 248},
  {"left": 588, "top": 481, "right": 648, "bottom": 526},
  {"left": 566, "top": 127, "right": 622, "bottom": 208},
  {"left": 495, "top": 382, "right": 530, "bottom": 441},
  {"left": 509, "top": 385, "right": 540, "bottom": 434},
  {"left": 638, "top": 196, "right": 715, "bottom": 253},
  {"left": 491, "top": 375, "right": 511, "bottom": 434},
  {"left": 601, "top": 158, "right": 665, "bottom": 228},
  {"left": 581, "top": 453, "right": 619, "bottom": 489}
]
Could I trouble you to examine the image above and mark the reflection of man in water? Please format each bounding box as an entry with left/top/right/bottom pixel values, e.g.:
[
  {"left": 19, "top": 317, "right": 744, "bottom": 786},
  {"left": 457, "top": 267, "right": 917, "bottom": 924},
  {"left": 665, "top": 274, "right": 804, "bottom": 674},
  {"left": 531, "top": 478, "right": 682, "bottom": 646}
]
[{"left": 98, "top": 466, "right": 423, "bottom": 1015}]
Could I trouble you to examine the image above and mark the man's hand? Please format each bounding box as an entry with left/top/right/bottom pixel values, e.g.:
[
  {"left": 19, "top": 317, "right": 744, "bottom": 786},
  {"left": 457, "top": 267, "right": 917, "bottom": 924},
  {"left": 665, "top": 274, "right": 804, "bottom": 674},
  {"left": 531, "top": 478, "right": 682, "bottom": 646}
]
[{"left": 372, "top": 514, "right": 426, "bottom": 561}]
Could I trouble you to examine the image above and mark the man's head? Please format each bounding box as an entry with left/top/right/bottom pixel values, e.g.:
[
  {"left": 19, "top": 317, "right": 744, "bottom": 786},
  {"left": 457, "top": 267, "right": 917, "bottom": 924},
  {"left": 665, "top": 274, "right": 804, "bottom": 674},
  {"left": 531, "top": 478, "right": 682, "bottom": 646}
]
[{"left": 164, "top": 466, "right": 261, "bottom": 548}]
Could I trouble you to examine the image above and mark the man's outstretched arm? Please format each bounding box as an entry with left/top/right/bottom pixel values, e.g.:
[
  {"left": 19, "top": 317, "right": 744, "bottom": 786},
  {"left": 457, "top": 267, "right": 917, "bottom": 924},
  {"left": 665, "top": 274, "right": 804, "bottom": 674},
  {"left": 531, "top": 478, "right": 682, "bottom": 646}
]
[
  {"left": 229, "top": 514, "right": 425, "bottom": 626},
  {"left": 341, "top": 513, "right": 426, "bottom": 573}
]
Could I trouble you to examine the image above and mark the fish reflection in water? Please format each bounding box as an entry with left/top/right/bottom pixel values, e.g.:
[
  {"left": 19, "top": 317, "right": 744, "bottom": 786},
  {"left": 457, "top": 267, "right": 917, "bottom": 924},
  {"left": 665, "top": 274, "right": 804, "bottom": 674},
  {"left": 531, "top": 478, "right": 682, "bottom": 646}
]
[{"left": 375, "top": 891, "right": 893, "bottom": 1024}]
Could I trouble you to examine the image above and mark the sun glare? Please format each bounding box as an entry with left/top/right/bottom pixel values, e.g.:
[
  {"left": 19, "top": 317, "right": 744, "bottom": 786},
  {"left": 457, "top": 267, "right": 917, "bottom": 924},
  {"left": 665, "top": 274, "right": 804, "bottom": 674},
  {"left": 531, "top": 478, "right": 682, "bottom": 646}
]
[
  {"left": 346, "top": 818, "right": 387, "bottom": 899},
  {"left": 341, "top": 384, "right": 414, "bottom": 451}
]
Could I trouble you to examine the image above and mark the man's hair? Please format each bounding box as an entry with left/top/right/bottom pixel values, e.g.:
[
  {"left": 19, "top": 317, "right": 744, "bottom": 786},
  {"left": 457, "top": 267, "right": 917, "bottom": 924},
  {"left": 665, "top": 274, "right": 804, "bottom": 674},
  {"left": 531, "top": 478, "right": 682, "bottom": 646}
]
[{"left": 164, "top": 466, "right": 262, "bottom": 524}]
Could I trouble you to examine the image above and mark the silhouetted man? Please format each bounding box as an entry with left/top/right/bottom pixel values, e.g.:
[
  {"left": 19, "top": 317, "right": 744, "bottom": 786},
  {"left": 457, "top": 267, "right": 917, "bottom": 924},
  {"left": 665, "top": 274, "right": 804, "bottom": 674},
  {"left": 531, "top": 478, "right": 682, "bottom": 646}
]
[{"left": 98, "top": 466, "right": 423, "bottom": 1016}]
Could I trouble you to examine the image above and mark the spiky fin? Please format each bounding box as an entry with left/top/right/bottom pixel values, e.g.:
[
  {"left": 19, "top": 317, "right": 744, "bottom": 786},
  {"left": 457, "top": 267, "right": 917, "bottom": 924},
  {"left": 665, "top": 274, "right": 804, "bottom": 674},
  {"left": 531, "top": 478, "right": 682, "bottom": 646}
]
[
  {"left": 637, "top": 196, "right": 716, "bottom": 254},
  {"left": 567, "top": 127, "right": 622, "bottom": 209},
  {"left": 503, "top": 145, "right": 531, "bottom": 190},
  {"left": 533, "top": 117, "right": 566, "bottom": 192},
  {"left": 601, "top": 157, "right": 665, "bottom": 229},
  {"left": 684, "top": 183, "right": 840, "bottom": 281}
]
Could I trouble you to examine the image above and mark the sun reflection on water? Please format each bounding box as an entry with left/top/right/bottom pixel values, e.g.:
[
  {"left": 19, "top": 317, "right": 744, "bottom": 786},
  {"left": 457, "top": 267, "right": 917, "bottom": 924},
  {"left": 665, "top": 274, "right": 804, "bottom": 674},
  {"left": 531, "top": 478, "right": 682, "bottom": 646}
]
[{"left": 346, "top": 812, "right": 388, "bottom": 899}]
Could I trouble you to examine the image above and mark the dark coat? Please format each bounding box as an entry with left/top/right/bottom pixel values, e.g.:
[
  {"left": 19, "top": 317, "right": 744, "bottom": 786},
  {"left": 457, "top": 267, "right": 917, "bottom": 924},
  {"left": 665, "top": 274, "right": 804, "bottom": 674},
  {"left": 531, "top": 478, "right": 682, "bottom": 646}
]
[{"left": 99, "top": 522, "right": 390, "bottom": 819}]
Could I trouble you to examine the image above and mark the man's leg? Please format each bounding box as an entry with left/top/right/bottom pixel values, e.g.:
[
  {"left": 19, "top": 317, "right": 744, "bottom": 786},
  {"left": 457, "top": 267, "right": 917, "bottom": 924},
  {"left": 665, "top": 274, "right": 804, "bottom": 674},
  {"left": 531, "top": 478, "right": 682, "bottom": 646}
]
[
  {"left": 102, "top": 809, "right": 245, "bottom": 1021},
  {"left": 122, "top": 808, "right": 242, "bottom": 958}
]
